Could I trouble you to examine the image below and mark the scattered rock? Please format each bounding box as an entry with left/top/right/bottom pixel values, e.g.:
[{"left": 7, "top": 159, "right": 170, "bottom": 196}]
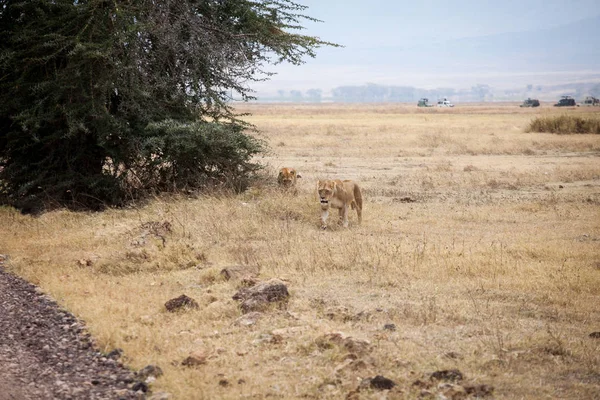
[
  {"left": 465, "top": 384, "right": 494, "bottom": 397},
  {"left": 234, "top": 311, "right": 263, "bottom": 327},
  {"left": 589, "top": 331, "right": 600, "bottom": 338},
  {"left": 181, "top": 350, "right": 208, "bottom": 367},
  {"left": 77, "top": 258, "right": 93, "bottom": 267},
  {"left": 131, "top": 381, "right": 148, "bottom": 393},
  {"left": 324, "top": 305, "right": 353, "bottom": 322},
  {"left": 334, "top": 358, "right": 369, "bottom": 374},
  {"left": 252, "top": 333, "right": 283, "bottom": 345},
  {"left": 430, "top": 369, "right": 464, "bottom": 382},
  {"left": 315, "top": 332, "right": 371, "bottom": 355},
  {"left": 106, "top": 348, "right": 123, "bottom": 360},
  {"left": 383, "top": 323, "right": 396, "bottom": 331},
  {"left": 412, "top": 379, "right": 432, "bottom": 389},
  {"left": 233, "top": 278, "right": 289, "bottom": 314},
  {"left": 164, "top": 294, "right": 199, "bottom": 312},
  {"left": 220, "top": 265, "right": 260, "bottom": 281},
  {"left": 240, "top": 277, "right": 260, "bottom": 287},
  {"left": 395, "top": 196, "right": 416, "bottom": 203},
  {"left": 0, "top": 269, "right": 140, "bottom": 399},
  {"left": 219, "top": 379, "right": 230, "bottom": 387},
  {"left": 438, "top": 382, "right": 468, "bottom": 398},
  {"left": 136, "top": 365, "right": 164, "bottom": 381},
  {"left": 369, "top": 375, "right": 396, "bottom": 390}
]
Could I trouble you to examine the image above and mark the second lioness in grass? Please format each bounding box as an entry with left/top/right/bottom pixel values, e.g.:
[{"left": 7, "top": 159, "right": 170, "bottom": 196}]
[
  {"left": 278, "top": 167, "right": 301, "bottom": 189},
  {"left": 317, "top": 179, "right": 362, "bottom": 229}
]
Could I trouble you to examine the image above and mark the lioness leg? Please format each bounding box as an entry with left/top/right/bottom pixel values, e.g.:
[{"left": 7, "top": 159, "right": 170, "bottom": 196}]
[
  {"left": 340, "top": 205, "right": 349, "bottom": 228},
  {"left": 320, "top": 209, "right": 329, "bottom": 229}
]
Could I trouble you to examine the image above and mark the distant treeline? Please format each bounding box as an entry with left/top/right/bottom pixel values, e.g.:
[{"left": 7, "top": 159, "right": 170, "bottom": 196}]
[{"left": 264, "top": 82, "right": 600, "bottom": 103}]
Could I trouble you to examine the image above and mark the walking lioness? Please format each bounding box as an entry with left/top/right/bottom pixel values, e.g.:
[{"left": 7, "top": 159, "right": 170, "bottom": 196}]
[{"left": 317, "top": 179, "right": 362, "bottom": 229}]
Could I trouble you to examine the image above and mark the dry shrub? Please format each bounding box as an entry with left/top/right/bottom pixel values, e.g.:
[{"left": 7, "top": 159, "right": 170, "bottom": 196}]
[{"left": 527, "top": 115, "right": 600, "bottom": 134}]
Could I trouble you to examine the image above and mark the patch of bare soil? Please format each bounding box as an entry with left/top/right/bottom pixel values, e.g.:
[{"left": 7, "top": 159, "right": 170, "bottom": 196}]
[{"left": 0, "top": 267, "right": 143, "bottom": 400}]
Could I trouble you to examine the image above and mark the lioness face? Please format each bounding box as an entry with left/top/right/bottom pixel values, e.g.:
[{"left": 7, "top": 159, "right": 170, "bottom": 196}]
[
  {"left": 278, "top": 168, "right": 300, "bottom": 188},
  {"left": 317, "top": 180, "right": 336, "bottom": 208}
]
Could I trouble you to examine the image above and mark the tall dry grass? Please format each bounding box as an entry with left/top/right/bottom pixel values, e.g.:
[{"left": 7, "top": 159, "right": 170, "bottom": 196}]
[
  {"left": 527, "top": 114, "right": 600, "bottom": 134},
  {"left": 2, "top": 103, "right": 600, "bottom": 399}
]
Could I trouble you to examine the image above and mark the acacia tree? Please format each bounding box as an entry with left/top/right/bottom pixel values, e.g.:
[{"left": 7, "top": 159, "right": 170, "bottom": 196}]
[{"left": 0, "top": 0, "right": 334, "bottom": 212}]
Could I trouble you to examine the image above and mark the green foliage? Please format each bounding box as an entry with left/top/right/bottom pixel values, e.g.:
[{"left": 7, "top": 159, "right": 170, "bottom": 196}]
[
  {"left": 0, "top": 0, "right": 335, "bottom": 212},
  {"left": 526, "top": 115, "right": 600, "bottom": 134},
  {"left": 133, "top": 120, "right": 265, "bottom": 193}
]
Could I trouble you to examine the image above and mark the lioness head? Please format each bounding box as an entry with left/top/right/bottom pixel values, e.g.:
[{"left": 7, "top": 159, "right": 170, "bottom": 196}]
[
  {"left": 317, "top": 180, "right": 336, "bottom": 208},
  {"left": 278, "top": 168, "right": 301, "bottom": 188}
]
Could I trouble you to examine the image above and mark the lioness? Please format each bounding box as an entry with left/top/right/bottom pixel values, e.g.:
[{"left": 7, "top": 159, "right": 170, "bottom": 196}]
[
  {"left": 278, "top": 168, "right": 301, "bottom": 189},
  {"left": 317, "top": 179, "right": 362, "bottom": 229}
]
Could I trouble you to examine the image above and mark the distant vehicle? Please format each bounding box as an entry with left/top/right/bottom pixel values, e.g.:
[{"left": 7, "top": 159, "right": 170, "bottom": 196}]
[
  {"left": 520, "top": 98, "right": 540, "bottom": 107},
  {"left": 437, "top": 98, "right": 454, "bottom": 107},
  {"left": 554, "top": 95, "right": 577, "bottom": 107},
  {"left": 417, "top": 98, "right": 434, "bottom": 107},
  {"left": 582, "top": 96, "right": 599, "bottom": 106}
]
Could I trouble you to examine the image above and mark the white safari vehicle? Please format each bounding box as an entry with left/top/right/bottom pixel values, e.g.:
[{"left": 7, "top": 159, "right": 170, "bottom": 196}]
[{"left": 437, "top": 98, "right": 454, "bottom": 107}]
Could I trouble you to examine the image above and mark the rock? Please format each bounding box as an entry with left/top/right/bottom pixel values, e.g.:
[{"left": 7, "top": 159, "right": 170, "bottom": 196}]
[
  {"left": 465, "top": 384, "right": 494, "bottom": 397},
  {"left": 232, "top": 279, "right": 289, "bottom": 314},
  {"left": 252, "top": 333, "right": 283, "bottom": 345},
  {"left": 77, "top": 258, "right": 93, "bottom": 267},
  {"left": 233, "top": 311, "right": 263, "bottom": 327},
  {"left": 220, "top": 265, "right": 260, "bottom": 281},
  {"left": 136, "top": 365, "right": 163, "bottom": 380},
  {"left": 383, "top": 323, "right": 396, "bottom": 331},
  {"left": 370, "top": 375, "right": 396, "bottom": 390},
  {"left": 430, "top": 369, "right": 463, "bottom": 382},
  {"left": 412, "top": 379, "right": 432, "bottom": 389},
  {"left": 589, "top": 331, "right": 600, "bottom": 338},
  {"left": 131, "top": 381, "right": 148, "bottom": 392},
  {"left": 438, "top": 382, "right": 467, "bottom": 398},
  {"left": 164, "top": 294, "right": 199, "bottom": 312},
  {"left": 315, "top": 332, "right": 371, "bottom": 355},
  {"left": 181, "top": 350, "right": 208, "bottom": 367},
  {"left": 106, "top": 348, "right": 123, "bottom": 360}
]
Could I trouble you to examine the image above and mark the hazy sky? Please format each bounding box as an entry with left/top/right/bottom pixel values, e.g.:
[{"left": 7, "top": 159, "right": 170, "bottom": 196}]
[
  {"left": 297, "top": 0, "right": 600, "bottom": 46},
  {"left": 253, "top": 0, "right": 600, "bottom": 95}
]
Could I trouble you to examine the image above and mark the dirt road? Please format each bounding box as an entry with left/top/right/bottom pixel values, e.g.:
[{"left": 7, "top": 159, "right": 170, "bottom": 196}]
[{"left": 0, "top": 267, "right": 142, "bottom": 399}]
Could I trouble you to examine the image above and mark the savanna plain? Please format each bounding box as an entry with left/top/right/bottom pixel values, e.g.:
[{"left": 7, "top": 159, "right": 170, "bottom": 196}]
[{"left": 2, "top": 103, "right": 600, "bottom": 399}]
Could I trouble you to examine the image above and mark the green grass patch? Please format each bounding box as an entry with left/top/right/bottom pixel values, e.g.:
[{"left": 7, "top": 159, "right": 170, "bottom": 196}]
[{"left": 527, "top": 115, "right": 600, "bottom": 134}]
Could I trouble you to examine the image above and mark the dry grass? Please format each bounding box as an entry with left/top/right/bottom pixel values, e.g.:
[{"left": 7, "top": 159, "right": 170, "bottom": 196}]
[
  {"left": 527, "top": 115, "right": 600, "bottom": 134},
  {"left": 2, "top": 103, "right": 600, "bottom": 399}
]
